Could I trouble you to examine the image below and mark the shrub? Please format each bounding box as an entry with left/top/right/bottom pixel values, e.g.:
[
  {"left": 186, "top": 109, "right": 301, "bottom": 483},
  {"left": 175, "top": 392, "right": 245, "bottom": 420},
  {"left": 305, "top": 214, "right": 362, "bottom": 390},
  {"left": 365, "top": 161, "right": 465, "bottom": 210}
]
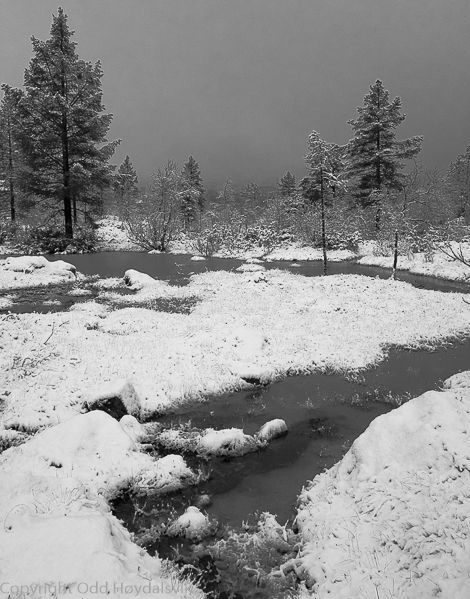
[{"left": 25, "top": 226, "right": 96, "bottom": 254}]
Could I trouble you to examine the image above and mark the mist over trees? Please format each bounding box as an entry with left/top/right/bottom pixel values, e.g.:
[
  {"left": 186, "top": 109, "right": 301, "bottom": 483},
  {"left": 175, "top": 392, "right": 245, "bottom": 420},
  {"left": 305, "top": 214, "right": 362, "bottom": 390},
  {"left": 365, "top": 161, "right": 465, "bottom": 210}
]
[{"left": 0, "top": 9, "right": 468, "bottom": 260}]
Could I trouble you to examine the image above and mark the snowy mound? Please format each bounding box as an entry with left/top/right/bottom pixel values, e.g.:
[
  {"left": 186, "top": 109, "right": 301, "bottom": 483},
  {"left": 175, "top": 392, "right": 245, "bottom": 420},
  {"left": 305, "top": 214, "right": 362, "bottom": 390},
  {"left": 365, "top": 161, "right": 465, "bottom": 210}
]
[
  {"left": 293, "top": 382, "right": 470, "bottom": 598},
  {"left": 256, "top": 419, "right": 288, "bottom": 442},
  {"left": 0, "top": 411, "right": 196, "bottom": 497},
  {"left": 167, "top": 506, "right": 212, "bottom": 540},
  {"left": 123, "top": 268, "right": 158, "bottom": 289},
  {"left": 0, "top": 255, "right": 77, "bottom": 288}
]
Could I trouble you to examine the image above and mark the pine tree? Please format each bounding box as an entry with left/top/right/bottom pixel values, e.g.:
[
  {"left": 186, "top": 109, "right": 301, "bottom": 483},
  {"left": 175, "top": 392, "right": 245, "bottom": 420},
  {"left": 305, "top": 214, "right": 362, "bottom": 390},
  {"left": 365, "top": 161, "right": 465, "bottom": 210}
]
[
  {"left": 277, "top": 171, "right": 296, "bottom": 197},
  {"left": 347, "top": 79, "right": 422, "bottom": 228},
  {"left": 303, "top": 131, "right": 346, "bottom": 274},
  {"left": 180, "top": 155, "right": 205, "bottom": 228},
  {"left": 447, "top": 145, "right": 470, "bottom": 223},
  {"left": 0, "top": 85, "right": 24, "bottom": 221},
  {"left": 16, "top": 8, "right": 119, "bottom": 237},
  {"left": 114, "top": 155, "right": 139, "bottom": 217}
]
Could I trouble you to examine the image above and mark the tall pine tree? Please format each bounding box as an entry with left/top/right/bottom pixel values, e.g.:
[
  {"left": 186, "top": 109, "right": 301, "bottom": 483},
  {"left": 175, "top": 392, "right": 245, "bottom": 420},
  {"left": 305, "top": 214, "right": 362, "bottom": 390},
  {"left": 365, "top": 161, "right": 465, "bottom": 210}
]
[
  {"left": 0, "top": 85, "right": 24, "bottom": 222},
  {"left": 16, "top": 8, "right": 119, "bottom": 237},
  {"left": 347, "top": 80, "right": 422, "bottom": 228}
]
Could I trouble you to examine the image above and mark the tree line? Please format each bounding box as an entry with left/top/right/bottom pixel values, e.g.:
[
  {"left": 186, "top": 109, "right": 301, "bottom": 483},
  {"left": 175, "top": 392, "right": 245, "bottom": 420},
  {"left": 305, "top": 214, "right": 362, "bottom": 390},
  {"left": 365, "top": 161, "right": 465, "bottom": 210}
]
[{"left": 1, "top": 8, "right": 469, "bottom": 261}]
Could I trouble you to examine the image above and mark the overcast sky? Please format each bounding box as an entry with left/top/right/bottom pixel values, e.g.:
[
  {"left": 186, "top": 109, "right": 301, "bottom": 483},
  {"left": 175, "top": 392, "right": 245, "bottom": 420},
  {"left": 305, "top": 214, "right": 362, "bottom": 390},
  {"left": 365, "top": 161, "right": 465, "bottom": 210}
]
[{"left": 1, "top": 0, "right": 469, "bottom": 188}]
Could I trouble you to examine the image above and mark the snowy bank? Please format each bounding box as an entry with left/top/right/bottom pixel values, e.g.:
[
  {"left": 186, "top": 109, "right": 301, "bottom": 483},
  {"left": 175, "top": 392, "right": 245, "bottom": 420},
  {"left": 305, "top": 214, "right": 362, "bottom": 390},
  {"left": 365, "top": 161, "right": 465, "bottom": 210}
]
[
  {"left": 358, "top": 241, "right": 470, "bottom": 282},
  {"left": 293, "top": 373, "right": 470, "bottom": 598}
]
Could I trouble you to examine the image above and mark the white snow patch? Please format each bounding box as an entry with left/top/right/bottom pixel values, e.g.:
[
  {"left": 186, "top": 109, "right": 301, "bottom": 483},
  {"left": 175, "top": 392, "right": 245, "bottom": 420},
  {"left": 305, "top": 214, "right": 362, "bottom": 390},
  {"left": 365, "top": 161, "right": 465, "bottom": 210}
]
[
  {"left": 236, "top": 263, "right": 265, "bottom": 272},
  {"left": 198, "top": 428, "right": 257, "bottom": 456},
  {"left": 167, "top": 506, "right": 211, "bottom": 540},
  {"left": 256, "top": 419, "right": 288, "bottom": 442},
  {"left": 190, "top": 255, "right": 206, "bottom": 261}
]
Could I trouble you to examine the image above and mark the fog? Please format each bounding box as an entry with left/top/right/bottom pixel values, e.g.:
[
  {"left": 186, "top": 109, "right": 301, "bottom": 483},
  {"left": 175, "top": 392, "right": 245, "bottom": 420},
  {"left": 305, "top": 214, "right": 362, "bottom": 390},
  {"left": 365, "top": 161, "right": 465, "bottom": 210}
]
[{"left": 1, "top": 0, "right": 470, "bottom": 189}]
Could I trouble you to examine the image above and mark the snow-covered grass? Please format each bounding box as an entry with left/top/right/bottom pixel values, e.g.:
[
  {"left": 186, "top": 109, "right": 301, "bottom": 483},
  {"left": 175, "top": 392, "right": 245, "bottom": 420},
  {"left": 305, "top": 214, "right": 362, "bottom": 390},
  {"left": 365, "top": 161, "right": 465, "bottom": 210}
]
[
  {"left": 2, "top": 266, "right": 470, "bottom": 432},
  {"left": 0, "top": 255, "right": 82, "bottom": 289},
  {"left": 293, "top": 375, "right": 470, "bottom": 598}
]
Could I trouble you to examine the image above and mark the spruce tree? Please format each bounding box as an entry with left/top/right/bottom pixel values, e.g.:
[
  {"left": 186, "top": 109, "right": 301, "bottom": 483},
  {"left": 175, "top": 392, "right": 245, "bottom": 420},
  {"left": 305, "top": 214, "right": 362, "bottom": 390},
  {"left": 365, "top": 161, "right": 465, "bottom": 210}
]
[
  {"left": 347, "top": 79, "right": 422, "bottom": 228},
  {"left": 16, "top": 8, "right": 119, "bottom": 238},
  {"left": 278, "top": 171, "right": 296, "bottom": 197},
  {"left": 180, "top": 156, "right": 205, "bottom": 228}
]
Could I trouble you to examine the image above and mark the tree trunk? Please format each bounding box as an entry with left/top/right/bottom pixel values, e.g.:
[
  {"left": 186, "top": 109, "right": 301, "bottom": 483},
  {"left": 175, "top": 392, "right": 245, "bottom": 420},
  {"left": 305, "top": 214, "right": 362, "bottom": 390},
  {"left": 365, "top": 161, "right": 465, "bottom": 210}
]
[
  {"left": 320, "top": 168, "right": 328, "bottom": 275},
  {"left": 61, "top": 114, "right": 73, "bottom": 239},
  {"left": 7, "top": 127, "right": 15, "bottom": 222},
  {"left": 392, "top": 230, "right": 399, "bottom": 279}
]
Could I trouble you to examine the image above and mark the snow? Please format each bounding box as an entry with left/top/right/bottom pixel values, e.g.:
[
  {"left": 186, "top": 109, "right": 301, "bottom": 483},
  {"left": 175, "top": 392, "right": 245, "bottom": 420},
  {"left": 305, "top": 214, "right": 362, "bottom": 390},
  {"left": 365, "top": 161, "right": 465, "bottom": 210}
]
[
  {"left": 0, "top": 411, "right": 203, "bottom": 598},
  {"left": 198, "top": 427, "right": 257, "bottom": 456},
  {"left": 191, "top": 255, "right": 206, "bottom": 261},
  {"left": 85, "top": 378, "right": 142, "bottom": 419},
  {"left": 1, "top": 249, "right": 470, "bottom": 596},
  {"left": 358, "top": 241, "right": 470, "bottom": 282},
  {"left": 0, "top": 411, "right": 195, "bottom": 497},
  {"left": 0, "top": 255, "right": 79, "bottom": 289},
  {"left": 2, "top": 268, "right": 470, "bottom": 431},
  {"left": 256, "top": 418, "right": 288, "bottom": 442},
  {"left": 167, "top": 506, "right": 212, "bottom": 540},
  {"left": 293, "top": 381, "right": 470, "bottom": 598},
  {"left": 123, "top": 268, "right": 160, "bottom": 289}
]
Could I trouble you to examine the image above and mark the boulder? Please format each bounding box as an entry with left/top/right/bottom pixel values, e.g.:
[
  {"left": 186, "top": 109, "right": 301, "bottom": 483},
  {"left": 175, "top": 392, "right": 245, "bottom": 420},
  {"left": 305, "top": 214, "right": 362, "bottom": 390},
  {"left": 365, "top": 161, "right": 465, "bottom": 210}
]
[
  {"left": 123, "top": 269, "right": 156, "bottom": 289},
  {"left": 85, "top": 379, "right": 141, "bottom": 420}
]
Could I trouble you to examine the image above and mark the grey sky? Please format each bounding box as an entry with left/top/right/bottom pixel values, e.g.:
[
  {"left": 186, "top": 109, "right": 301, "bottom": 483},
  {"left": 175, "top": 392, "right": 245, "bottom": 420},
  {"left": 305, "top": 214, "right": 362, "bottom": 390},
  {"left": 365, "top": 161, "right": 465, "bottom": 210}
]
[{"left": 1, "top": 0, "right": 469, "bottom": 188}]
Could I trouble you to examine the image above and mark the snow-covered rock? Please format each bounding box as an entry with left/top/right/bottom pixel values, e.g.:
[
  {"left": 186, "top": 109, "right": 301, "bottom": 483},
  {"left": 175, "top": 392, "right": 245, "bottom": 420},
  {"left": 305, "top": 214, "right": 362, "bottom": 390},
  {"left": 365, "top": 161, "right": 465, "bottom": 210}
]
[
  {"left": 231, "top": 363, "right": 272, "bottom": 385},
  {"left": 236, "top": 263, "right": 265, "bottom": 272},
  {"left": 256, "top": 418, "right": 288, "bottom": 442},
  {"left": 198, "top": 427, "right": 257, "bottom": 456},
  {"left": 123, "top": 269, "right": 157, "bottom": 289},
  {"left": 85, "top": 378, "right": 141, "bottom": 419},
  {"left": 167, "top": 506, "right": 212, "bottom": 540},
  {"left": 190, "top": 255, "right": 206, "bottom": 261}
]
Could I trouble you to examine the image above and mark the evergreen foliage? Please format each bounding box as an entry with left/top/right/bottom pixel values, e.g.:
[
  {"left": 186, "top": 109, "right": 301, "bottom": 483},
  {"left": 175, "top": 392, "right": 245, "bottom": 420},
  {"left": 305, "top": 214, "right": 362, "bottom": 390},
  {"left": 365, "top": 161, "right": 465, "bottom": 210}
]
[
  {"left": 180, "top": 155, "right": 205, "bottom": 227},
  {"left": 347, "top": 79, "right": 422, "bottom": 227},
  {"left": 277, "top": 171, "right": 296, "bottom": 197},
  {"left": 447, "top": 145, "right": 470, "bottom": 223},
  {"left": 15, "top": 8, "right": 119, "bottom": 238},
  {"left": 115, "top": 155, "right": 139, "bottom": 199}
]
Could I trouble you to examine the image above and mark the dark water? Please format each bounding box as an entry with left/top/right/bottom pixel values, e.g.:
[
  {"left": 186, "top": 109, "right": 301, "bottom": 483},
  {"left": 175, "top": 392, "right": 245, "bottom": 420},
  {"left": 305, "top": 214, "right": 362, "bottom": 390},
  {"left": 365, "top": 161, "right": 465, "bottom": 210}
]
[
  {"left": 42, "top": 251, "right": 470, "bottom": 293},
  {"left": 116, "top": 337, "right": 470, "bottom": 530}
]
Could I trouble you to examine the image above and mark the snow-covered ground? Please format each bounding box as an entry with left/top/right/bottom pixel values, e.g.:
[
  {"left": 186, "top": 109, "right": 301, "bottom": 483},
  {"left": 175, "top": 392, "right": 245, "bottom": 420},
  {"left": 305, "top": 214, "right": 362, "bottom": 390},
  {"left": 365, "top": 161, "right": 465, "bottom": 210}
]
[
  {"left": 358, "top": 240, "right": 470, "bottom": 282},
  {"left": 1, "top": 254, "right": 470, "bottom": 597},
  {"left": 2, "top": 260, "right": 470, "bottom": 431}
]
